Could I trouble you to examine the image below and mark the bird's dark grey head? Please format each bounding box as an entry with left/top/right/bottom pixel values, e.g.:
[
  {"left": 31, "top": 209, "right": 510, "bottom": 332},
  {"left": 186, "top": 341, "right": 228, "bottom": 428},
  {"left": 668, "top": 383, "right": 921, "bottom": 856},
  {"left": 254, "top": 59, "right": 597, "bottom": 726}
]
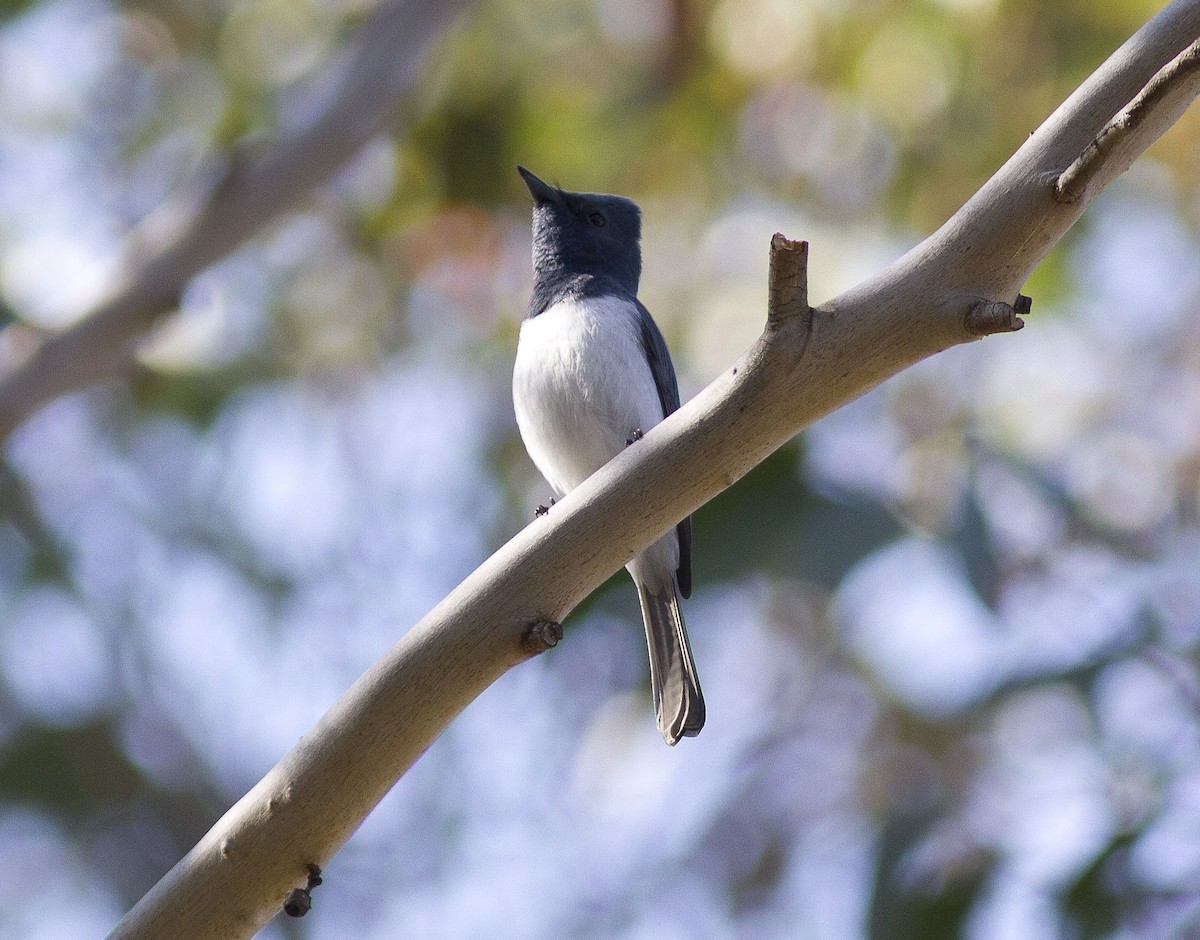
[{"left": 518, "top": 166, "right": 643, "bottom": 296}]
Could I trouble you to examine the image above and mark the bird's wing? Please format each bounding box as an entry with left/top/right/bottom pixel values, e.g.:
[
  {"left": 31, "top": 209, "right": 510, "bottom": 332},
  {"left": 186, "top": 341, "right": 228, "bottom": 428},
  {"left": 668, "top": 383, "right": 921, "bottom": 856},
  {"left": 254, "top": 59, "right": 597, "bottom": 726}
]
[
  {"left": 635, "top": 297, "right": 693, "bottom": 599},
  {"left": 634, "top": 298, "right": 680, "bottom": 417}
]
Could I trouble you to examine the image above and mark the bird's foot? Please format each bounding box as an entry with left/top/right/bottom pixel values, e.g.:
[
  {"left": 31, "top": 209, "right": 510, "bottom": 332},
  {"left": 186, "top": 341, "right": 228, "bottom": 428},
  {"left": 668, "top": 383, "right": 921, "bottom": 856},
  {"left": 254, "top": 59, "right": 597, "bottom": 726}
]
[
  {"left": 625, "top": 428, "right": 643, "bottom": 446},
  {"left": 534, "top": 498, "right": 556, "bottom": 518}
]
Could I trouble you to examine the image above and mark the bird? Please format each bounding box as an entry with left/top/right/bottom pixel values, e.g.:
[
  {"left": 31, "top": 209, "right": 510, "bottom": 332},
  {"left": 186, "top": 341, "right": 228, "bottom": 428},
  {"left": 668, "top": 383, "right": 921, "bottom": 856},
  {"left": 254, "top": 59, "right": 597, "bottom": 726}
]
[{"left": 512, "top": 166, "right": 705, "bottom": 745}]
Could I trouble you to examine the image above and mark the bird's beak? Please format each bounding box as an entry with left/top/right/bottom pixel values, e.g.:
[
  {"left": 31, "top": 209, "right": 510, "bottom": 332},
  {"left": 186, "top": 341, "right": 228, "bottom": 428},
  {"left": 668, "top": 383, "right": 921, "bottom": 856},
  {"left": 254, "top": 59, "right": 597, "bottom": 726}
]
[{"left": 517, "top": 166, "right": 559, "bottom": 205}]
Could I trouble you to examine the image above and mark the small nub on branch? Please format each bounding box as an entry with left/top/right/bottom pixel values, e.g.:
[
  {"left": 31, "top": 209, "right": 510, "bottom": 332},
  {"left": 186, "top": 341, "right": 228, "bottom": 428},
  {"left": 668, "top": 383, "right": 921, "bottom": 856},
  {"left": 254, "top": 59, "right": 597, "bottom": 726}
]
[
  {"left": 767, "top": 234, "right": 809, "bottom": 326},
  {"left": 965, "top": 295, "right": 1031, "bottom": 336},
  {"left": 283, "top": 865, "right": 323, "bottom": 918},
  {"left": 521, "top": 620, "right": 563, "bottom": 656}
]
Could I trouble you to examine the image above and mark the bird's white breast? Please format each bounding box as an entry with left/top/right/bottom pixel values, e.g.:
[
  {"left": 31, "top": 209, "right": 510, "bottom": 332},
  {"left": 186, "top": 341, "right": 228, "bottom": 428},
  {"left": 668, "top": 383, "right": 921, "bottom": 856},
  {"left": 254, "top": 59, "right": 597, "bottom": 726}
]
[{"left": 513, "top": 295, "right": 664, "bottom": 496}]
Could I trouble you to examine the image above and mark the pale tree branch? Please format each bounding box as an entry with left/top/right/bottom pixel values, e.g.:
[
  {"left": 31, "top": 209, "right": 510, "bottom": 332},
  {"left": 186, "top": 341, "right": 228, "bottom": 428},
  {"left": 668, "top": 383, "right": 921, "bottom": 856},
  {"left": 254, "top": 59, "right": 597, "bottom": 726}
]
[
  {"left": 1055, "top": 36, "right": 1200, "bottom": 203},
  {"left": 107, "top": 2, "right": 1200, "bottom": 938},
  {"left": 0, "top": 0, "right": 474, "bottom": 441}
]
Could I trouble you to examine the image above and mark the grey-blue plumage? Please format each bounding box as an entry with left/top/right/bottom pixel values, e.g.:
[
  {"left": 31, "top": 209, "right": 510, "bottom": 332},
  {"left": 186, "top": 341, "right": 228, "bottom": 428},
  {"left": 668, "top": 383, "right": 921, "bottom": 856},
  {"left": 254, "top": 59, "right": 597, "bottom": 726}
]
[{"left": 512, "top": 166, "right": 704, "bottom": 745}]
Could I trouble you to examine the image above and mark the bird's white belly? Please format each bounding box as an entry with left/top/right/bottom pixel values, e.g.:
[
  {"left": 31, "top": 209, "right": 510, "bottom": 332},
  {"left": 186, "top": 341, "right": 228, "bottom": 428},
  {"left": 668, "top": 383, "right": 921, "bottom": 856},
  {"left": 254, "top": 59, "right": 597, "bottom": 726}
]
[{"left": 513, "top": 295, "right": 664, "bottom": 496}]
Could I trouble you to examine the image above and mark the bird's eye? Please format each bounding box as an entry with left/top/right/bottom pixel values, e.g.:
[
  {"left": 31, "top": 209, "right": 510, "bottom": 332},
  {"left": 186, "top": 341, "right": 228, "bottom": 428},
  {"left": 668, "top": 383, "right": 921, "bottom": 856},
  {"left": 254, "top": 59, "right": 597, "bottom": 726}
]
[{"left": 588, "top": 212, "right": 606, "bottom": 228}]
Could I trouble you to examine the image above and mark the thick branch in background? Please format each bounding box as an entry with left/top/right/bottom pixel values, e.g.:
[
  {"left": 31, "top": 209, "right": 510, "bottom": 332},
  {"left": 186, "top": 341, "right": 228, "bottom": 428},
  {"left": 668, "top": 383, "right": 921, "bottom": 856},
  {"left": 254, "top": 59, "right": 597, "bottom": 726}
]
[
  {"left": 0, "top": 0, "right": 475, "bottom": 442},
  {"left": 105, "top": 2, "right": 1200, "bottom": 937}
]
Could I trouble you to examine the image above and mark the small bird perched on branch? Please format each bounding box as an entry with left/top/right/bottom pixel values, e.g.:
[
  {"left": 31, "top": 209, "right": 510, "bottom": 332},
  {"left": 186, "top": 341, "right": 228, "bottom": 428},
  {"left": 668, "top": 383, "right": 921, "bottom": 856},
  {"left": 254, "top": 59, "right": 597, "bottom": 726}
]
[{"left": 512, "top": 166, "right": 704, "bottom": 745}]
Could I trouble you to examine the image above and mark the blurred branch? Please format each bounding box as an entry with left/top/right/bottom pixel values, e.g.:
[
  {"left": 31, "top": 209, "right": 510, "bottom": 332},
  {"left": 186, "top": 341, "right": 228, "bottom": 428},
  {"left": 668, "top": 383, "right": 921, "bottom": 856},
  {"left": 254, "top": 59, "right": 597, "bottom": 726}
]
[
  {"left": 1142, "top": 647, "right": 1200, "bottom": 715},
  {"left": 0, "top": 458, "right": 70, "bottom": 581},
  {"left": 108, "top": 2, "right": 1200, "bottom": 938},
  {"left": 0, "top": 0, "right": 474, "bottom": 443}
]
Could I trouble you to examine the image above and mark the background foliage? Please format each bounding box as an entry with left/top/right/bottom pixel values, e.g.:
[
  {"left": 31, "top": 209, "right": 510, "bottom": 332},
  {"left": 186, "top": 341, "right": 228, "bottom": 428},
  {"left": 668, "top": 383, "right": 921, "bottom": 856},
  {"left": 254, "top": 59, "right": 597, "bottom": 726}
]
[{"left": 1, "top": 0, "right": 1199, "bottom": 937}]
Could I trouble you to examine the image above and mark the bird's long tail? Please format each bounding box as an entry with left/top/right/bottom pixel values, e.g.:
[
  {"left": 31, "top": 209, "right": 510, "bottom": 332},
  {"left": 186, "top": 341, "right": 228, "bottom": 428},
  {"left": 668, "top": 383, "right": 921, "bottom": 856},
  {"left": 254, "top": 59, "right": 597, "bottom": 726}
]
[{"left": 636, "top": 580, "right": 705, "bottom": 745}]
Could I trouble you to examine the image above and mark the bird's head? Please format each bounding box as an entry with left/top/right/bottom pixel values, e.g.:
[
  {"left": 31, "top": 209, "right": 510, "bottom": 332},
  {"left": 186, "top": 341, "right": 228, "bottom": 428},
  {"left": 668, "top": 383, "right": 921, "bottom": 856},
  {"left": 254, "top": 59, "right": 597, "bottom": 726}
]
[{"left": 518, "top": 166, "right": 642, "bottom": 293}]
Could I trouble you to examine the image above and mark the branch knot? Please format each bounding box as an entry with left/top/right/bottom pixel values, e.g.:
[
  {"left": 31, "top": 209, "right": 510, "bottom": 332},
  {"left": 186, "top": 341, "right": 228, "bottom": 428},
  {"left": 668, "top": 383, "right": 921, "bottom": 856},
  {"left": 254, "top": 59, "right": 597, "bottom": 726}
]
[
  {"left": 521, "top": 620, "right": 563, "bottom": 656},
  {"left": 965, "top": 295, "right": 1031, "bottom": 336},
  {"left": 283, "top": 864, "right": 323, "bottom": 919}
]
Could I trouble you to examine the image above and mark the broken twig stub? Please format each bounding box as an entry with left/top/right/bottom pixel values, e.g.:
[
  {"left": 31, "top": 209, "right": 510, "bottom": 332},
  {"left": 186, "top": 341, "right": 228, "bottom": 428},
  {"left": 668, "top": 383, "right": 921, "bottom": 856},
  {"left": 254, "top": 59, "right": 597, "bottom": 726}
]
[
  {"left": 965, "top": 296, "right": 1031, "bottom": 336},
  {"left": 767, "top": 235, "right": 810, "bottom": 327}
]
